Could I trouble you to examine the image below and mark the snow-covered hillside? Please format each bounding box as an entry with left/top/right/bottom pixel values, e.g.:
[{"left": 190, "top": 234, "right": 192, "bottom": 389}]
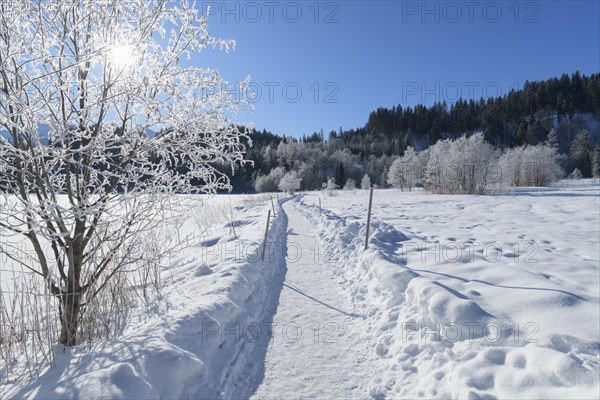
[{"left": 1, "top": 182, "right": 599, "bottom": 399}]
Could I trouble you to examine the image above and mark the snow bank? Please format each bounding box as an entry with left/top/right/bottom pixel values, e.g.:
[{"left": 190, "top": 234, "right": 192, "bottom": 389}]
[
  {"left": 294, "top": 186, "right": 599, "bottom": 399},
  {"left": 3, "top": 196, "right": 289, "bottom": 399}
]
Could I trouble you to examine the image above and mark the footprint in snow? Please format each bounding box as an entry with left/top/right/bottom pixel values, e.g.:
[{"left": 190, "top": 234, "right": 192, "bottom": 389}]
[
  {"left": 195, "top": 264, "right": 214, "bottom": 277},
  {"left": 483, "top": 348, "right": 506, "bottom": 365},
  {"left": 507, "top": 352, "right": 527, "bottom": 369}
]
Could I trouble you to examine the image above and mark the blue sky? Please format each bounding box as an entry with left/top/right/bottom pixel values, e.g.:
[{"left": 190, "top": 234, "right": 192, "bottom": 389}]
[{"left": 197, "top": 1, "right": 600, "bottom": 138}]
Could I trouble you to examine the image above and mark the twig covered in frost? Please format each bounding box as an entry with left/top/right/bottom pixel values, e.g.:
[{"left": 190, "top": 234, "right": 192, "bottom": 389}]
[{"left": 0, "top": 0, "right": 250, "bottom": 347}]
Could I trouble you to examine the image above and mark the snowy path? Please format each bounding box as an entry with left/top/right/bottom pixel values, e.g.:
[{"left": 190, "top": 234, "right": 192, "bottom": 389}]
[{"left": 251, "top": 201, "right": 373, "bottom": 399}]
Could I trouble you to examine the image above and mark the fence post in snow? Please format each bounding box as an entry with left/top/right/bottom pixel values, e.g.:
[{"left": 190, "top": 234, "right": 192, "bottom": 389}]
[
  {"left": 319, "top": 198, "right": 322, "bottom": 214},
  {"left": 271, "top": 196, "right": 276, "bottom": 215},
  {"left": 261, "top": 209, "right": 271, "bottom": 261},
  {"left": 365, "top": 186, "right": 374, "bottom": 250},
  {"left": 230, "top": 203, "right": 237, "bottom": 239}
]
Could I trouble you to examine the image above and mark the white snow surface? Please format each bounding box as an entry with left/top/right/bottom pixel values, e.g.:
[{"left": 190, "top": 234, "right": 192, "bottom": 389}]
[
  {"left": 250, "top": 201, "right": 374, "bottom": 399},
  {"left": 1, "top": 181, "right": 599, "bottom": 399},
  {"left": 2, "top": 195, "right": 288, "bottom": 399},
  {"left": 297, "top": 181, "right": 599, "bottom": 399}
]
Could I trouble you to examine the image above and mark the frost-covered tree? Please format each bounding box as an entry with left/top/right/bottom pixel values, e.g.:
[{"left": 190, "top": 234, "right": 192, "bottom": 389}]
[
  {"left": 361, "top": 174, "right": 371, "bottom": 190},
  {"left": 425, "top": 134, "right": 499, "bottom": 194},
  {"left": 388, "top": 147, "right": 419, "bottom": 191},
  {"left": 343, "top": 178, "right": 356, "bottom": 191},
  {"left": 254, "top": 167, "right": 285, "bottom": 193},
  {"left": 388, "top": 158, "right": 404, "bottom": 191},
  {"left": 262, "top": 144, "right": 278, "bottom": 167},
  {"left": 278, "top": 171, "right": 301, "bottom": 194},
  {"left": 254, "top": 175, "right": 271, "bottom": 193},
  {"left": 326, "top": 177, "right": 338, "bottom": 190},
  {"left": 426, "top": 139, "right": 452, "bottom": 193},
  {"left": 415, "top": 148, "right": 430, "bottom": 186},
  {"left": 499, "top": 144, "right": 563, "bottom": 187},
  {"left": 324, "top": 177, "right": 338, "bottom": 196},
  {"left": 276, "top": 138, "right": 298, "bottom": 167},
  {"left": 0, "top": 1, "right": 249, "bottom": 346},
  {"left": 570, "top": 168, "right": 583, "bottom": 180},
  {"left": 592, "top": 145, "right": 600, "bottom": 178}
]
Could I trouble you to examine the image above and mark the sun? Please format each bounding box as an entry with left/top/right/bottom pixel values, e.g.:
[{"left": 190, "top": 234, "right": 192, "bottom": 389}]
[{"left": 108, "top": 44, "right": 136, "bottom": 69}]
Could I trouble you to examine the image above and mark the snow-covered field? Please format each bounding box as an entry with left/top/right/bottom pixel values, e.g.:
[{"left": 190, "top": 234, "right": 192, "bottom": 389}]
[
  {"left": 1, "top": 181, "right": 599, "bottom": 399},
  {"left": 298, "top": 181, "right": 600, "bottom": 399}
]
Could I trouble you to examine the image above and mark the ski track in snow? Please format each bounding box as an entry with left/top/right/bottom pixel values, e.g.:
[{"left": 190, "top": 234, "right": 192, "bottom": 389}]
[{"left": 251, "top": 201, "right": 374, "bottom": 399}]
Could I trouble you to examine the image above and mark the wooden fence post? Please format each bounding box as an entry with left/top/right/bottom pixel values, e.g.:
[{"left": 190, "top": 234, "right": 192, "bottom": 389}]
[
  {"left": 261, "top": 210, "right": 271, "bottom": 261},
  {"left": 230, "top": 203, "right": 237, "bottom": 239},
  {"left": 365, "top": 186, "right": 374, "bottom": 250}
]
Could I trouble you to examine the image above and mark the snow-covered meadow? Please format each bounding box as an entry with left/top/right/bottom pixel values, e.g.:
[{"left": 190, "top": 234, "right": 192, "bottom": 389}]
[
  {"left": 1, "top": 181, "right": 599, "bottom": 399},
  {"left": 298, "top": 180, "right": 600, "bottom": 399}
]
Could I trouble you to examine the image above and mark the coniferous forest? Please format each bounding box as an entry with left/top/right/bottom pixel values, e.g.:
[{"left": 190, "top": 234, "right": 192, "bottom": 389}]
[{"left": 228, "top": 72, "right": 600, "bottom": 192}]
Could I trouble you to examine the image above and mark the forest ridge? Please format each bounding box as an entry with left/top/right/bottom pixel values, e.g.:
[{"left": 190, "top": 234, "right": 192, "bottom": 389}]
[{"left": 229, "top": 71, "right": 600, "bottom": 192}]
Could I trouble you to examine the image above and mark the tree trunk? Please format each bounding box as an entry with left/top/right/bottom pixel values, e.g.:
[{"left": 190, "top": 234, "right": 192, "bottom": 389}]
[
  {"left": 59, "top": 292, "right": 81, "bottom": 346},
  {"left": 59, "top": 225, "right": 85, "bottom": 346}
]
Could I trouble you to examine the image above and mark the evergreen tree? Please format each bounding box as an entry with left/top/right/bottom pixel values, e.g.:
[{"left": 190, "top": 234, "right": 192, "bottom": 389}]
[
  {"left": 546, "top": 128, "right": 559, "bottom": 149},
  {"left": 592, "top": 144, "right": 600, "bottom": 178},
  {"left": 527, "top": 119, "right": 547, "bottom": 145},
  {"left": 380, "top": 165, "right": 389, "bottom": 188},
  {"left": 570, "top": 168, "right": 583, "bottom": 180},
  {"left": 516, "top": 122, "right": 528, "bottom": 146},
  {"left": 334, "top": 162, "right": 346, "bottom": 188},
  {"left": 570, "top": 130, "right": 593, "bottom": 177}
]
